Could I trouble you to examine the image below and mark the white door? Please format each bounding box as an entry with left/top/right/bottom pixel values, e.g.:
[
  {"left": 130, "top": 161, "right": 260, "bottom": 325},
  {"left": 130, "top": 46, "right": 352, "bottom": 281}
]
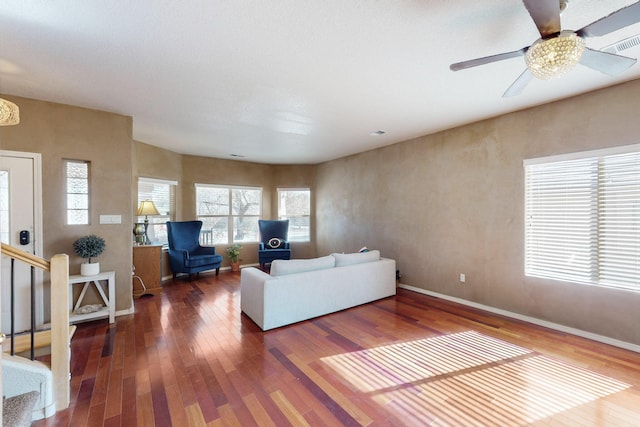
[{"left": 0, "top": 151, "right": 44, "bottom": 335}]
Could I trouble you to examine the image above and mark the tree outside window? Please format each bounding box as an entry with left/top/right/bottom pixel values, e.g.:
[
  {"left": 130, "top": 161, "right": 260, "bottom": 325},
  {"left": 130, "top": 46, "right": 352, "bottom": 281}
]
[{"left": 196, "top": 185, "right": 262, "bottom": 244}]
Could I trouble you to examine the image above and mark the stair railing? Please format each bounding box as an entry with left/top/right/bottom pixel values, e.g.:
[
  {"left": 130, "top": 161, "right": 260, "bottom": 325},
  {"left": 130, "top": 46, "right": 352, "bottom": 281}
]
[{"left": 0, "top": 243, "right": 71, "bottom": 411}]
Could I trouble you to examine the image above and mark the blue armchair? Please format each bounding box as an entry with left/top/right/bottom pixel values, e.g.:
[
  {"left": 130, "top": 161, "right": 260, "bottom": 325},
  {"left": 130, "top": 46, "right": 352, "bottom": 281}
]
[
  {"left": 166, "top": 221, "right": 223, "bottom": 280},
  {"left": 258, "top": 219, "right": 291, "bottom": 266}
]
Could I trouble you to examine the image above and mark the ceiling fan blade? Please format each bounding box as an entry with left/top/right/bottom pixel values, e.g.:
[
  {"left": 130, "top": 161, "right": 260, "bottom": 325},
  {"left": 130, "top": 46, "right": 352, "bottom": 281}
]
[
  {"left": 450, "top": 48, "right": 527, "bottom": 71},
  {"left": 577, "top": 2, "right": 640, "bottom": 38},
  {"left": 503, "top": 69, "right": 533, "bottom": 98},
  {"left": 579, "top": 47, "right": 637, "bottom": 76},
  {"left": 523, "top": 0, "right": 561, "bottom": 38}
]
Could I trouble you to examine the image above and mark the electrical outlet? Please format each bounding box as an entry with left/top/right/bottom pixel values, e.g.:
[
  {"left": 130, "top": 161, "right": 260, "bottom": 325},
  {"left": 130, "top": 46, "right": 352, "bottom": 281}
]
[{"left": 459, "top": 273, "right": 466, "bottom": 283}]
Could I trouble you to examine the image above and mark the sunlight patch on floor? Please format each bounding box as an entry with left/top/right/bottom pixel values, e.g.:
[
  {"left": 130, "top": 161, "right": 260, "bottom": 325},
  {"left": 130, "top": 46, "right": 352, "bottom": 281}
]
[{"left": 321, "top": 331, "right": 630, "bottom": 425}]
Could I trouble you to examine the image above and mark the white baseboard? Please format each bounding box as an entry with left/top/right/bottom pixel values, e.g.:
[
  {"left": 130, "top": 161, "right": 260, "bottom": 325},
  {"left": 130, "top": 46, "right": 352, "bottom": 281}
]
[
  {"left": 399, "top": 283, "right": 640, "bottom": 354},
  {"left": 116, "top": 306, "right": 135, "bottom": 317}
]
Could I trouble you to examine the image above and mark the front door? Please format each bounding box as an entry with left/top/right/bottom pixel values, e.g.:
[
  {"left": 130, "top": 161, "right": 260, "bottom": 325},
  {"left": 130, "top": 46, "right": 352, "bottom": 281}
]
[{"left": 0, "top": 151, "right": 44, "bottom": 334}]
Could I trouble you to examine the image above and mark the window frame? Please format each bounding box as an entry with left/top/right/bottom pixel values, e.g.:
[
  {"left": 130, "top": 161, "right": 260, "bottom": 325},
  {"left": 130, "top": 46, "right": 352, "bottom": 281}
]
[
  {"left": 0, "top": 170, "right": 9, "bottom": 243},
  {"left": 278, "top": 188, "right": 311, "bottom": 242},
  {"left": 65, "top": 159, "right": 90, "bottom": 225},
  {"left": 137, "top": 177, "right": 177, "bottom": 246},
  {"left": 524, "top": 144, "right": 640, "bottom": 291},
  {"left": 195, "top": 184, "right": 262, "bottom": 245}
]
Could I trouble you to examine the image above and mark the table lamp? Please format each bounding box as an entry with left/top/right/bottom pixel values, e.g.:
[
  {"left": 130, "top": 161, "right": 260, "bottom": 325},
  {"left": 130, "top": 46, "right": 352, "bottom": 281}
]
[{"left": 136, "top": 200, "right": 160, "bottom": 245}]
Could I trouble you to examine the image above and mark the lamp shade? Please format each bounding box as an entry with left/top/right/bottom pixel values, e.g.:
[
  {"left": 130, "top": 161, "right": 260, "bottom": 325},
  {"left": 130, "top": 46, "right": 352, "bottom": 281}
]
[
  {"left": 136, "top": 200, "right": 160, "bottom": 216},
  {"left": 0, "top": 98, "right": 20, "bottom": 126}
]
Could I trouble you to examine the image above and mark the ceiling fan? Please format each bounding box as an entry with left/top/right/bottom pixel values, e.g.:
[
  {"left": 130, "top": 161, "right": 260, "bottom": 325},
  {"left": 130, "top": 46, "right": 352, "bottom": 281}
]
[{"left": 450, "top": 0, "right": 640, "bottom": 97}]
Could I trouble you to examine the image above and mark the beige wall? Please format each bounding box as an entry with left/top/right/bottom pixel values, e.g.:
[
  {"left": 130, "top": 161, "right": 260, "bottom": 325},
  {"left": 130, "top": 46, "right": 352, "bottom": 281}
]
[
  {"left": 0, "top": 95, "right": 134, "bottom": 313},
  {"left": 315, "top": 79, "right": 640, "bottom": 345},
  {"left": 133, "top": 141, "right": 183, "bottom": 277},
  {"left": 175, "top": 158, "right": 315, "bottom": 263},
  {"left": 6, "top": 78, "right": 640, "bottom": 346},
  {"left": 271, "top": 165, "right": 316, "bottom": 259}
]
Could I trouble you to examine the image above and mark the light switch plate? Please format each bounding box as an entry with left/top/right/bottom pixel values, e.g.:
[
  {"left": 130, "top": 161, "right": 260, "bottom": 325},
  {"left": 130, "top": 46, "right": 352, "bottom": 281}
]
[{"left": 100, "top": 215, "right": 122, "bottom": 224}]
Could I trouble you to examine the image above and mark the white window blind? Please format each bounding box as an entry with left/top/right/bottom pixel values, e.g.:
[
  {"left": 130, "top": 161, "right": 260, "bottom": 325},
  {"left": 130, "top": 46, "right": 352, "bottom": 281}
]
[
  {"left": 524, "top": 147, "right": 640, "bottom": 291},
  {"left": 598, "top": 152, "right": 640, "bottom": 289},
  {"left": 137, "top": 177, "right": 176, "bottom": 245}
]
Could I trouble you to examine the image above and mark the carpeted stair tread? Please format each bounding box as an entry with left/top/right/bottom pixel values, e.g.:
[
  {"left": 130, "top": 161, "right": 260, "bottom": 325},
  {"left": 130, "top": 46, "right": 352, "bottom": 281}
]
[{"left": 3, "top": 391, "right": 39, "bottom": 427}]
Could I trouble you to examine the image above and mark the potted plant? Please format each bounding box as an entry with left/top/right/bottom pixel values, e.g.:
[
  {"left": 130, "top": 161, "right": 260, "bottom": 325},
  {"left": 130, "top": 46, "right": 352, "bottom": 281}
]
[
  {"left": 226, "top": 243, "right": 242, "bottom": 272},
  {"left": 73, "top": 234, "right": 106, "bottom": 276}
]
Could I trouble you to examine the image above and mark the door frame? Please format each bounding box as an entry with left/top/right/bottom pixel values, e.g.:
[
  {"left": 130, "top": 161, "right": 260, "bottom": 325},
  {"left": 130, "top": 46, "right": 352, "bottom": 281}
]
[{"left": 1, "top": 149, "right": 45, "bottom": 326}]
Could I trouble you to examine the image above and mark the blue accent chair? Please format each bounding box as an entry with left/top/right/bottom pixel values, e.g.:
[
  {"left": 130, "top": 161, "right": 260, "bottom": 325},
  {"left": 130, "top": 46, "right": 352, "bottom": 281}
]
[
  {"left": 258, "top": 219, "right": 291, "bottom": 266},
  {"left": 166, "top": 221, "right": 223, "bottom": 280}
]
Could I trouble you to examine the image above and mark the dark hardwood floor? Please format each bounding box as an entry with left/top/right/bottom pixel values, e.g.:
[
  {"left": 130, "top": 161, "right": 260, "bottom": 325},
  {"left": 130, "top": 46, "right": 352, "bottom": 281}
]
[{"left": 33, "top": 271, "right": 640, "bottom": 426}]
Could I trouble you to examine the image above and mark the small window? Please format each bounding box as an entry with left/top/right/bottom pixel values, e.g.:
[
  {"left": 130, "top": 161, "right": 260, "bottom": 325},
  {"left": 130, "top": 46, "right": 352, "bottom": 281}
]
[
  {"left": 278, "top": 188, "right": 310, "bottom": 242},
  {"left": 65, "top": 160, "right": 89, "bottom": 225},
  {"left": 137, "top": 177, "right": 177, "bottom": 246},
  {"left": 196, "top": 184, "right": 262, "bottom": 245}
]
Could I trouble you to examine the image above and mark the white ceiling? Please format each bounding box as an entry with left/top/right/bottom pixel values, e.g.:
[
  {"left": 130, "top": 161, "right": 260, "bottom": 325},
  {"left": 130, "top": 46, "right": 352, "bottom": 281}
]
[{"left": 2, "top": 0, "right": 640, "bottom": 164}]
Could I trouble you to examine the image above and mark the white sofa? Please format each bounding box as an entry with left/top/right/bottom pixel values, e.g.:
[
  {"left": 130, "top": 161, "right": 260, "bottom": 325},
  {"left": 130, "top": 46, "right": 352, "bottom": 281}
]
[{"left": 240, "top": 250, "right": 396, "bottom": 330}]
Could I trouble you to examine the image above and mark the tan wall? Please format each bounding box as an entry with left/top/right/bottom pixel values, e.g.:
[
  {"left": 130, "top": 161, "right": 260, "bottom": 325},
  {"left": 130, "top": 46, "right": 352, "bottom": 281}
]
[
  {"left": 180, "top": 155, "right": 274, "bottom": 267},
  {"left": 315, "top": 79, "right": 640, "bottom": 345},
  {"left": 133, "top": 146, "right": 317, "bottom": 273},
  {"left": 271, "top": 164, "right": 316, "bottom": 259},
  {"left": 0, "top": 96, "right": 134, "bottom": 313},
  {"left": 133, "top": 141, "right": 183, "bottom": 278},
  {"left": 8, "top": 77, "right": 640, "bottom": 346}
]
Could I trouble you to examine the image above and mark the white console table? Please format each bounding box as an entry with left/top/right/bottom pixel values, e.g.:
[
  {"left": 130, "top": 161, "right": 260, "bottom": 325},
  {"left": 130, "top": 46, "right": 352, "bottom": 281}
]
[{"left": 69, "top": 271, "right": 115, "bottom": 324}]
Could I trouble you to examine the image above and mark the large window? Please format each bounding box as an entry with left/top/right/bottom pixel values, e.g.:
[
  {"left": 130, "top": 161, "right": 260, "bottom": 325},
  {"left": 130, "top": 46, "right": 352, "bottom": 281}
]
[
  {"left": 195, "top": 184, "right": 261, "bottom": 244},
  {"left": 137, "top": 177, "right": 177, "bottom": 245},
  {"left": 524, "top": 145, "right": 640, "bottom": 291},
  {"left": 65, "top": 160, "right": 89, "bottom": 225},
  {"left": 278, "top": 188, "right": 310, "bottom": 242}
]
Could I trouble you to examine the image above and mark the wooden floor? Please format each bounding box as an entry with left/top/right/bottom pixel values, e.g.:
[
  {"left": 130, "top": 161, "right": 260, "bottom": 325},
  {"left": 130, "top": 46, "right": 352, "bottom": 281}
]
[{"left": 33, "top": 271, "right": 640, "bottom": 426}]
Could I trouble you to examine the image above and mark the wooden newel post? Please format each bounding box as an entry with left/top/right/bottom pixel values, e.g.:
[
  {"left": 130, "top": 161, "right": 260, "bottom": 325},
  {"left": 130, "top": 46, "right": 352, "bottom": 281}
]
[{"left": 49, "top": 253, "right": 70, "bottom": 411}]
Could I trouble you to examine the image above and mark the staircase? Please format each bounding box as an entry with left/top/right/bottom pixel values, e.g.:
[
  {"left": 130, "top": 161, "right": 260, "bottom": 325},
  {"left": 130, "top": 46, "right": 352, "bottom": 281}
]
[
  {"left": 3, "top": 390, "right": 40, "bottom": 427},
  {"left": 1, "top": 244, "right": 71, "bottom": 422},
  {"left": 3, "top": 354, "right": 53, "bottom": 420}
]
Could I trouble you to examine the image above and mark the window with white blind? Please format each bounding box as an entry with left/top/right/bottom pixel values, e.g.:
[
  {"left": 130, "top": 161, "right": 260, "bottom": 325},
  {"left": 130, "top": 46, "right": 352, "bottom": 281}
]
[
  {"left": 137, "top": 177, "right": 177, "bottom": 245},
  {"left": 278, "top": 188, "right": 310, "bottom": 242},
  {"left": 524, "top": 145, "right": 640, "bottom": 291},
  {"left": 195, "top": 184, "right": 261, "bottom": 244}
]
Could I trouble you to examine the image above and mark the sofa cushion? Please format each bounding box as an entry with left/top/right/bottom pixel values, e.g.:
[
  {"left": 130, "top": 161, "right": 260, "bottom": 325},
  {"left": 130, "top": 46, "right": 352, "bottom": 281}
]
[
  {"left": 271, "top": 255, "right": 335, "bottom": 276},
  {"left": 332, "top": 250, "right": 380, "bottom": 267}
]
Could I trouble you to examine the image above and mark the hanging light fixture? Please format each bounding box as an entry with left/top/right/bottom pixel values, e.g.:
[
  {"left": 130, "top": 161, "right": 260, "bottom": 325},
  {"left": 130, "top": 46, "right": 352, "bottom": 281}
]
[
  {"left": 0, "top": 98, "right": 20, "bottom": 126},
  {"left": 525, "top": 31, "right": 586, "bottom": 80}
]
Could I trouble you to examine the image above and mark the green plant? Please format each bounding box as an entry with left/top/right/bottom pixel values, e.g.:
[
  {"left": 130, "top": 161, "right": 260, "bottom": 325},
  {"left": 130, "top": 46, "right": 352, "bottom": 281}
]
[
  {"left": 226, "top": 244, "right": 242, "bottom": 262},
  {"left": 73, "top": 234, "right": 106, "bottom": 263}
]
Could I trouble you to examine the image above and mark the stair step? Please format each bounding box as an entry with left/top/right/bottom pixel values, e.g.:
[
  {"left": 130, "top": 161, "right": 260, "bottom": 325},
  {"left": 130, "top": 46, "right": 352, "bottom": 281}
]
[
  {"left": 2, "top": 390, "right": 40, "bottom": 427},
  {"left": 3, "top": 326, "right": 77, "bottom": 354}
]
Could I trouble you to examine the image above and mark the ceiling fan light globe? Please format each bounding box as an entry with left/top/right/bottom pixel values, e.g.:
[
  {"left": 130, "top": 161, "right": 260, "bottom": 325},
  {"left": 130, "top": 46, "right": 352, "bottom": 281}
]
[
  {"left": 0, "top": 98, "right": 20, "bottom": 126},
  {"left": 525, "top": 32, "right": 586, "bottom": 80}
]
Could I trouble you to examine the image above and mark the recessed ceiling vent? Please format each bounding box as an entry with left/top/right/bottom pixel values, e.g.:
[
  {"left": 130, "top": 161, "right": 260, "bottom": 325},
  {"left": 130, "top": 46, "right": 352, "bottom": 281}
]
[{"left": 603, "top": 34, "right": 640, "bottom": 54}]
